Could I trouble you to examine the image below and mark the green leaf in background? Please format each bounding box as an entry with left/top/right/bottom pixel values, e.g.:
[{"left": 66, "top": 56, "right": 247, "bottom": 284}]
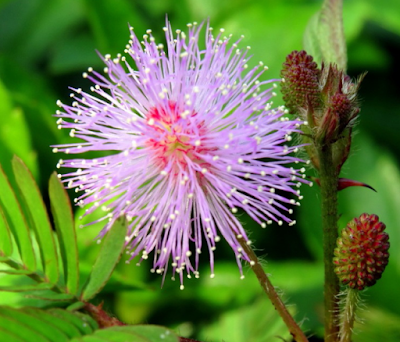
[
  {"left": 303, "top": 0, "right": 347, "bottom": 70},
  {"left": 12, "top": 156, "right": 59, "bottom": 285},
  {"left": 0, "top": 79, "right": 37, "bottom": 183},
  {"left": 80, "top": 218, "right": 127, "bottom": 301},
  {"left": 367, "top": 0, "right": 400, "bottom": 37},
  {"left": 0, "top": 56, "right": 63, "bottom": 187},
  {"left": 199, "top": 295, "right": 292, "bottom": 342},
  {"left": 49, "top": 172, "right": 80, "bottom": 295},
  {"left": 84, "top": 0, "right": 147, "bottom": 54},
  {"left": 49, "top": 33, "right": 102, "bottom": 74},
  {"left": 353, "top": 306, "right": 400, "bottom": 342},
  {"left": 0, "top": 164, "right": 36, "bottom": 271},
  {"left": 0, "top": 0, "right": 84, "bottom": 65}
]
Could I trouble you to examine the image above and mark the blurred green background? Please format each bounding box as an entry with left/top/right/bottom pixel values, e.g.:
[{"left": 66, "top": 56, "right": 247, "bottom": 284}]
[{"left": 0, "top": 0, "right": 399, "bottom": 341}]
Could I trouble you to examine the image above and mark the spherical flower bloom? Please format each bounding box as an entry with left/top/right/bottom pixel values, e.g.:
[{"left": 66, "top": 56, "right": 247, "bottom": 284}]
[{"left": 53, "top": 20, "right": 308, "bottom": 287}]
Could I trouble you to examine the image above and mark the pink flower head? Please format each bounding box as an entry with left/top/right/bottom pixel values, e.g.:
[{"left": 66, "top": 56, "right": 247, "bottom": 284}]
[{"left": 53, "top": 20, "right": 308, "bottom": 288}]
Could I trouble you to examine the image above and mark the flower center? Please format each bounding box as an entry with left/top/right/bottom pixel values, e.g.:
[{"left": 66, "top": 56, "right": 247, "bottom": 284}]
[{"left": 145, "top": 101, "right": 207, "bottom": 171}]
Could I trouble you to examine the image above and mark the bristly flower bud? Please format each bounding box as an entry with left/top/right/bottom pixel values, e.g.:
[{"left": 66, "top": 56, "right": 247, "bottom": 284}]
[
  {"left": 317, "top": 64, "right": 362, "bottom": 145},
  {"left": 281, "top": 50, "right": 322, "bottom": 116},
  {"left": 333, "top": 214, "right": 390, "bottom": 290},
  {"left": 281, "top": 50, "right": 365, "bottom": 174}
]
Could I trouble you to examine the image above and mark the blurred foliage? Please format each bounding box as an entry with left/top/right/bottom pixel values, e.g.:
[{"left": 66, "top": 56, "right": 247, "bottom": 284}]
[{"left": 0, "top": 0, "right": 399, "bottom": 341}]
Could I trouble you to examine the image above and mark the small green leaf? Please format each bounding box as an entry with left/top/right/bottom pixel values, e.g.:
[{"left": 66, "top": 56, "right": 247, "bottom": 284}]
[
  {"left": 0, "top": 311, "right": 49, "bottom": 342},
  {"left": 91, "top": 330, "right": 148, "bottom": 342},
  {"left": 49, "top": 172, "right": 79, "bottom": 295},
  {"left": 25, "top": 292, "right": 75, "bottom": 302},
  {"left": 12, "top": 156, "right": 59, "bottom": 284},
  {"left": 0, "top": 306, "right": 69, "bottom": 342},
  {"left": 0, "top": 206, "right": 12, "bottom": 259},
  {"left": 0, "top": 268, "right": 33, "bottom": 275},
  {"left": 0, "top": 328, "right": 25, "bottom": 342},
  {"left": 24, "top": 307, "right": 83, "bottom": 339},
  {"left": 71, "top": 326, "right": 180, "bottom": 342},
  {"left": 48, "top": 309, "right": 98, "bottom": 335},
  {"left": 123, "top": 325, "right": 180, "bottom": 342},
  {"left": 67, "top": 301, "right": 85, "bottom": 311},
  {"left": 0, "top": 164, "right": 36, "bottom": 271},
  {"left": 72, "top": 311, "right": 99, "bottom": 332},
  {"left": 80, "top": 219, "right": 127, "bottom": 301},
  {"left": 0, "top": 282, "right": 53, "bottom": 292},
  {"left": 303, "top": 0, "right": 347, "bottom": 70},
  {"left": 71, "top": 336, "right": 107, "bottom": 342}
]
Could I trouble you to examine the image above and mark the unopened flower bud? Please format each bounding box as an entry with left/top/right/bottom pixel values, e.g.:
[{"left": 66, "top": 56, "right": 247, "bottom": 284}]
[
  {"left": 281, "top": 51, "right": 365, "bottom": 173},
  {"left": 316, "top": 64, "right": 362, "bottom": 145},
  {"left": 333, "top": 214, "right": 389, "bottom": 290},
  {"left": 281, "top": 50, "right": 322, "bottom": 116}
]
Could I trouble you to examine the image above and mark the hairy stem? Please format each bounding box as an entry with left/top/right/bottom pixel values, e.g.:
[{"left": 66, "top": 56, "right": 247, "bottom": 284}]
[
  {"left": 238, "top": 238, "right": 309, "bottom": 342},
  {"left": 339, "top": 288, "right": 359, "bottom": 342},
  {"left": 316, "top": 143, "right": 340, "bottom": 342},
  {"left": 84, "top": 302, "right": 126, "bottom": 328}
]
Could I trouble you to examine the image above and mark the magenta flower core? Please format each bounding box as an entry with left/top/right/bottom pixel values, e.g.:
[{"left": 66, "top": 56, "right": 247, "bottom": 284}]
[{"left": 53, "top": 21, "right": 308, "bottom": 287}]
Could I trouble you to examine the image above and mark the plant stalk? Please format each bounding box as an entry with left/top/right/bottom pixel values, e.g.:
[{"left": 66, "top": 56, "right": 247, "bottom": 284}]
[
  {"left": 316, "top": 143, "right": 340, "bottom": 342},
  {"left": 339, "top": 288, "right": 359, "bottom": 342},
  {"left": 238, "top": 237, "right": 309, "bottom": 342}
]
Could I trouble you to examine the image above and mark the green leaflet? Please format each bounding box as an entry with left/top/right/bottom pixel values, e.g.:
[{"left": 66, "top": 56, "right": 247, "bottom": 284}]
[
  {"left": 0, "top": 164, "right": 36, "bottom": 271},
  {"left": 0, "top": 306, "right": 69, "bottom": 342},
  {"left": 70, "top": 325, "right": 180, "bottom": 342},
  {"left": 12, "top": 156, "right": 59, "bottom": 285},
  {"left": 0, "top": 158, "right": 135, "bottom": 310},
  {"left": 80, "top": 218, "right": 127, "bottom": 301},
  {"left": 303, "top": 0, "right": 347, "bottom": 71},
  {"left": 0, "top": 306, "right": 97, "bottom": 342},
  {"left": 48, "top": 308, "right": 98, "bottom": 335},
  {"left": 49, "top": 172, "right": 80, "bottom": 295},
  {"left": 24, "top": 307, "right": 83, "bottom": 339},
  {"left": 0, "top": 206, "right": 12, "bottom": 259}
]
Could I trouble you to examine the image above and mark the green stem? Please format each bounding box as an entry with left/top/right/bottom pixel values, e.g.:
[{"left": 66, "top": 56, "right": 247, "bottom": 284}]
[
  {"left": 316, "top": 143, "right": 340, "bottom": 342},
  {"left": 339, "top": 288, "right": 359, "bottom": 342},
  {"left": 237, "top": 238, "right": 309, "bottom": 342}
]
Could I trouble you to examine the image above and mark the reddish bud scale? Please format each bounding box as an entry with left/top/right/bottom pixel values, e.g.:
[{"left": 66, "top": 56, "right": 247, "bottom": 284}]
[
  {"left": 330, "top": 93, "right": 352, "bottom": 123},
  {"left": 280, "top": 50, "right": 322, "bottom": 115},
  {"left": 333, "top": 214, "right": 389, "bottom": 290}
]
